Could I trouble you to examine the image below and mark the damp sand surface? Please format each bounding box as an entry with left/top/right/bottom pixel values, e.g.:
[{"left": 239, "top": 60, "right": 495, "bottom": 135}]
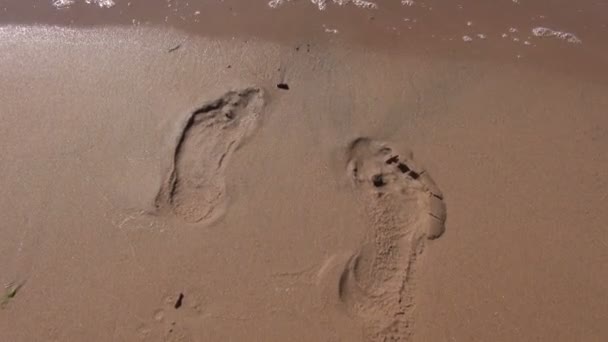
[{"left": 1, "top": 1, "right": 608, "bottom": 341}]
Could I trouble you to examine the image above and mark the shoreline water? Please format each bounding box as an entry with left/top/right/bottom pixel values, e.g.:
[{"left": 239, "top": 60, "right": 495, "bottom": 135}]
[{"left": 2, "top": 0, "right": 607, "bottom": 83}]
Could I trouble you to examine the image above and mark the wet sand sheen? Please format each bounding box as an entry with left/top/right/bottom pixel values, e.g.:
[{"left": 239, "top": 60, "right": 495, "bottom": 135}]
[
  {"left": 0, "top": 1, "right": 608, "bottom": 341},
  {"left": 2, "top": 0, "right": 607, "bottom": 82}
]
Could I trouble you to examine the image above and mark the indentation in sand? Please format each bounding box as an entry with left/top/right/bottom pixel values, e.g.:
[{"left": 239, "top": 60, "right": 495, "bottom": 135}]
[
  {"left": 339, "top": 137, "right": 446, "bottom": 341},
  {"left": 155, "top": 87, "right": 265, "bottom": 224}
]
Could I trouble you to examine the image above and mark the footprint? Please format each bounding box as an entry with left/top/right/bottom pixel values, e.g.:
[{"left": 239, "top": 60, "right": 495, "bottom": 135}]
[
  {"left": 155, "top": 87, "right": 265, "bottom": 223},
  {"left": 339, "top": 137, "right": 446, "bottom": 341}
]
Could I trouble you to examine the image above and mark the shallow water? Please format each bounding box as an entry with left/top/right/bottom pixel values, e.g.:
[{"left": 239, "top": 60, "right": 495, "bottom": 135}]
[{"left": 2, "top": 0, "right": 606, "bottom": 83}]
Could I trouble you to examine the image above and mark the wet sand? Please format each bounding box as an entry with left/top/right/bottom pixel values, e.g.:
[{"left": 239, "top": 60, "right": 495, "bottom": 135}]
[
  {"left": 2, "top": 0, "right": 607, "bottom": 82},
  {"left": 1, "top": 1, "right": 607, "bottom": 341}
]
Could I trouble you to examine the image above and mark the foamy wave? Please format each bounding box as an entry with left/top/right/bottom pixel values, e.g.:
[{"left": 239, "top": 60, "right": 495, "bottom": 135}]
[
  {"left": 86, "top": 0, "right": 115, "bottom": 8},
  {"left": 532, "top": 27, "right": 581, "bottom": 44},
  {"left": 52, "top": 0, "right": 115, "bottom": 9},
  {"left": 269, "top": 0, "right": 377, "bottom": 10},
  {"left": 52, "top": 0, "right": 75, "bottom": 8}
]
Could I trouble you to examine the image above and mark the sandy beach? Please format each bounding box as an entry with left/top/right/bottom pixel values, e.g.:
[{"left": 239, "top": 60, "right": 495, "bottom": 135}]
[{"left": 1, "top": 1, "right": 607, "bottom": 341}]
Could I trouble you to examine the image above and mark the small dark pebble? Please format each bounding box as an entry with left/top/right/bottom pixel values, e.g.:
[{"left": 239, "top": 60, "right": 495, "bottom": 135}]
[
  {"left": 277, "top": 83, "right": 290, "bottom": 90},
  {"left": 372, "top": 174, "right": 385, "bottom": 187},
  {"left": 386, "top": 156, "right": 399, "bottom": 164},
  {"left": 397, "top": 163, "right": 410, "bottom": 173},
  {"left": 174, "top": 293, "right": 184, "bottom": 309}
]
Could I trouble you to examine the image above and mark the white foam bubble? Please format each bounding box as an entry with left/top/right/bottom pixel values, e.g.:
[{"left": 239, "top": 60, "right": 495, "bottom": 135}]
[
  {"left": 269, "top": 0, "right": 377, "bottom": 10},
  {"left": 532, "top": 26, "right": 581, "bottom": 43},
  {"left": 52, "top": 0, "right": 115, "bottom": 9},
  {"left": 323, "top": 25, "right": 339, "bottom": 34},
  {"left": 268, "top": 0, "right": 286, "bottom": 8},
  {"left": 402, "top": 0, "right": 415, "bottom": 6},
  {"left": 86, "top": 0, "right": 115, "bottom": 7},
  {"left": 462, "top": 35, "right": 472, "bottom": 42},
  {"left": 52, "top": 0, "right": 75, "bottom": 8}
]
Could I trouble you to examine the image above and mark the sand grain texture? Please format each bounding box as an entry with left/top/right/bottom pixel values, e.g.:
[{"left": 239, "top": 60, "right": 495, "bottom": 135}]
[{"left": 1, "top": 2, "right": 608, "bottom": 340}]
